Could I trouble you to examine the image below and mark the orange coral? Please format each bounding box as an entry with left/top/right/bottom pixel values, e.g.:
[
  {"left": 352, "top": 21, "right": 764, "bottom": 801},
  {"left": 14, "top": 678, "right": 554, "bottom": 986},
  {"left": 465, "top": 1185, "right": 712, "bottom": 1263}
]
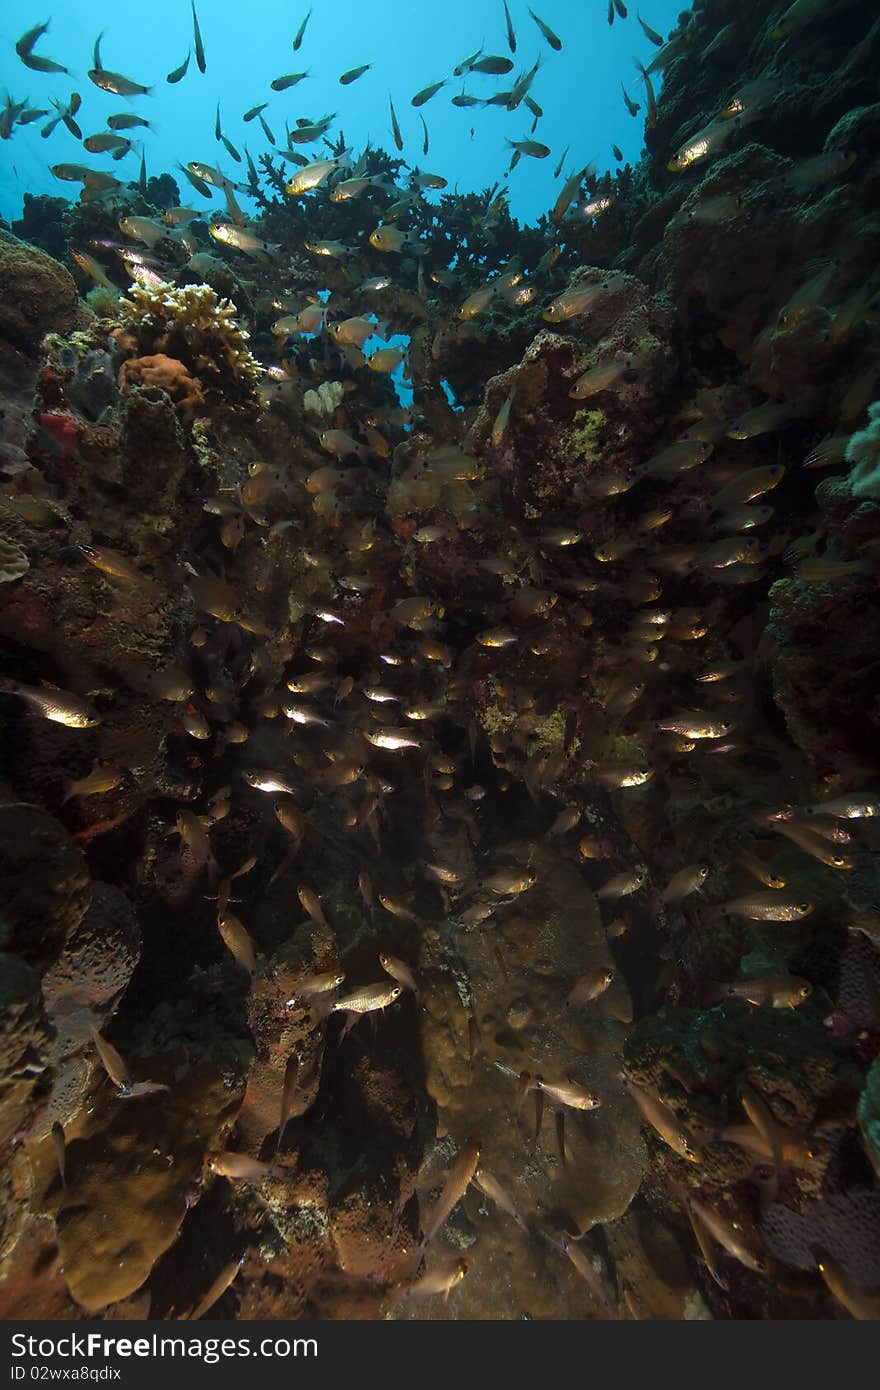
[
  {"left": 118, "top": 353, "right": 205, "bottom": 413},
  {"left": 109, "top": 327, "right": 137, "bottom": 353}
]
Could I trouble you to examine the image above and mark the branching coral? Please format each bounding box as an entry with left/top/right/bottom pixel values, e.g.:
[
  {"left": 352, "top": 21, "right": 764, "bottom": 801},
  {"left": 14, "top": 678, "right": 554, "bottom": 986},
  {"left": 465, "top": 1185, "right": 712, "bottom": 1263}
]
[
  {"left": 117, "top": 282, "right": 262, "bottom": 401},
  {"left": 121, "top": 282, "right": 236, "bottom": 339}
]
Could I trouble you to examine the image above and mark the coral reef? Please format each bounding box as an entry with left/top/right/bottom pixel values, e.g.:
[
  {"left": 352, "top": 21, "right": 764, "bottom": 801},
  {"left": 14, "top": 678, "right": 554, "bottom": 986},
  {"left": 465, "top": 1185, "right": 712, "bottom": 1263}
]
[
  {"left": 0, "top": 0, "right": 878, "bottom": 1325},
  {"left": 116, "top": 282, "right": 261, "bottom": 408}
]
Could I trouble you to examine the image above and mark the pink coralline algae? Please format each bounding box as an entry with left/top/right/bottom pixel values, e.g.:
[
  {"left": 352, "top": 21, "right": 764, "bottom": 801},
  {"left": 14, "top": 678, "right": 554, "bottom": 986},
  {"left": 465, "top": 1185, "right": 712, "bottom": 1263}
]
[{"left": 37, "top": 411, "right": 79, "bottom": 460}]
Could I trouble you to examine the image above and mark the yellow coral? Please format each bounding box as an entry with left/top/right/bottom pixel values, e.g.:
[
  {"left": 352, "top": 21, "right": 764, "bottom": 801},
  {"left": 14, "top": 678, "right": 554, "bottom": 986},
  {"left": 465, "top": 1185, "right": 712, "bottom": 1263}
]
[
  {"left": 479, "top": 702, "right": 516, "bottom": 736},
  {"left": 119, "top": 282, "right": 261, "bottom": 387},
  {"left": 572, "top": 408, "right": 608, "bottom": 461},
  {"left": 532, "top": 707, "right": 571, "bottom": 750}
]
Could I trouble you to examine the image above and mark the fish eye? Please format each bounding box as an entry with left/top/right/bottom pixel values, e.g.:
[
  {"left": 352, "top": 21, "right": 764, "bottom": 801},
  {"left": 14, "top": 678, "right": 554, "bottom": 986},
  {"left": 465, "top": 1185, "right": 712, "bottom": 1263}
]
[
  {"left": 798, "top": 902, "right": 811, "bottom": 913},
  {"left": 801, "top": 984, "right": 812, "bottom": 997}
]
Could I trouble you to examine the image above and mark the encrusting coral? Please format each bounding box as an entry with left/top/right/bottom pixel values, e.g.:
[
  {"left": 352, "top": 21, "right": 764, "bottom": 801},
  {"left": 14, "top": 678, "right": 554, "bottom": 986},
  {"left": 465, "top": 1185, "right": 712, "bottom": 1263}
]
[
  {"left": 0, "top": 533, "right": 28, "bottom": 584},
  {"left": 303, "top": 380, "right": 345, "bottom": 418},
  {"left": 119, "top": 353, "right": 205, "bottom": 414}
]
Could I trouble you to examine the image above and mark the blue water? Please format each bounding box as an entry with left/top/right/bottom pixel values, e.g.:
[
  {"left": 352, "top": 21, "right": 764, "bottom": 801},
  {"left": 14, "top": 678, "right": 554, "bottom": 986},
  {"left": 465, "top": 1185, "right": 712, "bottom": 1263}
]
[{"left": 0, "top": 1, "right": 681, "bottom": 226}]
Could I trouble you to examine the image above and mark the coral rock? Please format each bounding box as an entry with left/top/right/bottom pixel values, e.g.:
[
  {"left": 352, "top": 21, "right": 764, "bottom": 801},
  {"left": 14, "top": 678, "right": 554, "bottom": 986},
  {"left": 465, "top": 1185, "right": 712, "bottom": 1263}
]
[
  {"left": 0, "top": 233, "right": 81, "bottom": 356},
  {"left": 0, "top": 532, "right": 29, "bottom": 584},
  {"left": 0, "top": 803, "right": 90, "bottom": 973},
  {"left": 0, "top": 955, "right": 51, "bottom": 1146},
  {"left": 43, "top": 883, "right": 141, "bottom": 1016},
  {"left": 55, "top": 1063, "right": 239, "bottom": 1312}
]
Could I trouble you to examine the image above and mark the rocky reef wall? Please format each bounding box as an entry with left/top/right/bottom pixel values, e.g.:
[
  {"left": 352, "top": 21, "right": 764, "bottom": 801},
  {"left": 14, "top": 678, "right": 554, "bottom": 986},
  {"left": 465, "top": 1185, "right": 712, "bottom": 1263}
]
[{"left": 0, "top": 0, "right": 879, "bottom": 1322}]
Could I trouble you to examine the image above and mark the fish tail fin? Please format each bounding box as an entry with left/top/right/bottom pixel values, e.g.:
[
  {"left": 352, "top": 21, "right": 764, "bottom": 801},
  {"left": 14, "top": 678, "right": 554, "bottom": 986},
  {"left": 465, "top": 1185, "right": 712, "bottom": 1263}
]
[
  {"left": 555, "top": 1110, "right": 567, "bottom": 1167},
  {"left": 311, "top": 997, "right": 335, "bottom": 1025},
  {"left": 397, "top": 1241, "right": 427, "bottom": 1286},
  {"left": 338, "top": 1009, "right": 359, "bottom": 1042},
  {"left": 533, "top": 1084, "right": 544, "bottom": 1141}
]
